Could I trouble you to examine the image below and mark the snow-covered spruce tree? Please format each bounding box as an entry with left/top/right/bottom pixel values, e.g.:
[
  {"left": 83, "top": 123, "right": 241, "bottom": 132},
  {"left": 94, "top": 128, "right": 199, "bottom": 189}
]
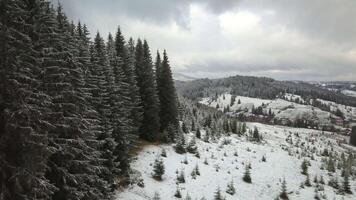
[
  {"left": 226, "top": 179, "right": 236, "bottom": 195},
  {"left": 214, "top": 186, "right": 224, "bottom": 200},
  {"left": 152, "top": 156, "right": 165, "bottom": 181},
  {"left": 176, "top": 169, "right": 186, "bottom": 183},
  {"left": 87, "top": 32, "right": 123, "bottom": 192},
  {"left": 175, "top": 186, "right": 182, "bottom": 198},
  {"left": 0, "top": 1, "right": 56, "bottom": 198},
  {"left": 342, "top": 173, "right": 352, "bottom": 194},
  {"left": 253, "top": 126, "right": 260, "bottom": 141},
  {"left": 42, "top": 6, "right": 109, "bottom": 199},
  {"left": 194, "top": 164, "right": 200, "bottom": 175},
  {"left": 153, "top": 191, "right": 161, "bottom": 200},
  {"left": 114, "top": 27, "right": 143, "bottom": 143},
  {"left": 135, "top": 39, "right": 160, "bottom": 141},
  {"left": 279, "top": 178, "right": 289, "bottom": 200},
  {"left": 106, "top": 33, "right": 134, "bottom": 177},
  {"left": 243, "top": 164, "right": 252, "bottom": 183},
  {"left": 174, "top": 130, "right": 187, "bottom": 154},
  {"left": 157, "top": 50, "right": 179, "bottom": 140},
  {"left": 187, "top": 137, "right": 198, "bottom": 154},
  {"left": 305, "top": 174, "right": 311, "bottom": 187},
  {"left": 301, "top": 159, "right": 309, "bottom": 175}
]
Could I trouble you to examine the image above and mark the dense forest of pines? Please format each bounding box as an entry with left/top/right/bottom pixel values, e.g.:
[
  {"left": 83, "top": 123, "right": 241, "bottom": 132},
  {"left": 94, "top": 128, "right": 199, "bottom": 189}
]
[{"left": 0, "top": 0, "right": 178, "bottom": 199}]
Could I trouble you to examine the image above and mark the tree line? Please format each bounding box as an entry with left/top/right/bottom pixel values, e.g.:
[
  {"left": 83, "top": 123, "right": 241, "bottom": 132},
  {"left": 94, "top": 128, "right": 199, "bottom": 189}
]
[{"left": 0, "top": 0, "right": 178, "bottom": 199}]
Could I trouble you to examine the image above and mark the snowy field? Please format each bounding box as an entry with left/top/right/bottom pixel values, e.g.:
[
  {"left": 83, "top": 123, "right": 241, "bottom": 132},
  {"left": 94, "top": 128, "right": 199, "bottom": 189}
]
[
  {"left": 342, "top": 90, "right": 356, "bottom": 98},
  {"left": 200, "top": 93, "right": 356, "bottom": 126},
  {"left": 117, "top": 123, "right": 356, "bottom": 200}
]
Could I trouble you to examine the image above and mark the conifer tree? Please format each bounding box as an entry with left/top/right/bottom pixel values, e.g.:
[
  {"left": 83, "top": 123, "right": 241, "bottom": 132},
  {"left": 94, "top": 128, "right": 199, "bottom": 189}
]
[
  {"left": 196, "top": 127, "right": 201, "bottom": 139},
  {"left": 243, "top": 164, "right": 252, "bottom": 183},
  {"left": 350, "top": 126, "right": 356, "bottom": 146},
  {"left": 153, "top": 192, "right": 161, "bottom": 200},
  {"left": 301, "top": 159, "right": 309, "bottom": 175},
  {"left": 107, "top": 33, "right": 136, "bottom": 177},
  {"left": 176, "top": 169, "right": 186, "bottom": 183},
  {"left": 280, "top": 178, "right": 289, "bottom": 200},
  {"left": 226, "top": 180, "right": 236, "bottom": 195},
  {"left": 175, "top": 186, "right": 182, "bottom": 198},
  {"left": 114, "top": 27, "right": 143, "bottom": 140},
  {"left": 157, "top": 50, "right": 179, "bottom": 140},
  {"left": 152, "top": 156, "right": 165, "bottom": 181},
  {"left": 0, "top": 1, "right": 56, "bottom": 198},
  {"left": 174, "top": 131, "right": 187, "bottom": 154},
  {"left": 214, "top": 186, "right": 224, "bottom": 200},
  {"left": 44, "top": 7, "right": 109, "bottom": 200},
  {"left": 342, "top": 173, "right": 352, "bottom": 194},
  {"left": 135, "top": 39, "right": 160, "bottom": 141}
]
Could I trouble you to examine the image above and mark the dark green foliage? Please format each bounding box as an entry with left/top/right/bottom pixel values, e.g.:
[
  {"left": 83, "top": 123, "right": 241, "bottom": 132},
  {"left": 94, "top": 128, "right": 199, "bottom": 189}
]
[
  {"left": 196, "top": 127, "right": 201, "bottom": 139},
  {"left": 0, "top": 1, "right": 56, "bottom": 198},
  {"left": 253, "top": 126, "right": 260, "bottom": 141},
  {"left": 301, "top": 159, "right": 309, "bottom": 175},
  {"left": 152, "top": 157, "right": 165, "bottom": 181},
  {"left": 243, "top": 164, "right": 252, "bottom": 183},
  {"left": 135, "top": 39, "right": 161, "bottom": 141},
  {"left": 350, "top": 126, "right": 356, "bottom": 146},
  {"left": 114, "top": 27, "right": 143, "bottom": 140},
  {"left": 0, "top": 0, "right": 178, "bottom": 199},
  {"left": 157, "top": 50, "right": 179, "bottom": 138}
]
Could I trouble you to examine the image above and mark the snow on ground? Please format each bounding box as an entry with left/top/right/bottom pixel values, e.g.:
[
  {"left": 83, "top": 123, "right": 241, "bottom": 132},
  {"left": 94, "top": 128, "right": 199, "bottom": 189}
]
[
  {"left": 200, "top": 94, "right": 272, "bottom": 113},
  {"left": 117, "top": 123, "right": 356, "bottom": 200},
  {"left": 317, "top": 98, "right": 356, "bottom": 121},
  {"left": 342, "top": 90, "right": 356, "bottom": 98},
  {"left": 200, "top": 93, "right": 337, "bottom": 126},
  {"left": 284, "top": 93, "right": 306, "bottom": 104}
]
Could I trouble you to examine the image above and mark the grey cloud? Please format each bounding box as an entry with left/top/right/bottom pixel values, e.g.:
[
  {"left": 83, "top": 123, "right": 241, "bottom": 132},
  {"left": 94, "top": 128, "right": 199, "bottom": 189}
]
[{"left": 54, "top": 0, "right": 356, "bottom": 81}]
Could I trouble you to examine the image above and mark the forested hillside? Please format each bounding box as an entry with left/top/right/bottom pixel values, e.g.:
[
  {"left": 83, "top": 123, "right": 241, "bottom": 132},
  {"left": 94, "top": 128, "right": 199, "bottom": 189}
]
[
  {"left": 176, "top": 75, "right": 356, "bottom": 107},
  {"left": 0, "top": 0, "right": 179, "bottom": 199}
]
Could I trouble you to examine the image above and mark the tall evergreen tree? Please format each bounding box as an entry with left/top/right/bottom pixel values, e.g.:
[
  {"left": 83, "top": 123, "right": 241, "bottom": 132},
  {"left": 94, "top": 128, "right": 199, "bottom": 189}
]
[
  {"left": 157, "top": 50, "right": 178, "bottom": 141},
  {"left": 106, "top": 33, "right": 134, "bottom": 176},
  {"left": 114, "top": 27, "right": 142, "bottom": 141},
  {"left": 0, "top": 1, "right": 55, "bottom": 198},
  {"left": 43, "top": 6, "right": 109, "bottom": 200},
  {"left": 350, "top": 126, "right": 356, "bottom": 146},
  {"left": 134, "top": 39, "right": 160, "bottom": 141}
]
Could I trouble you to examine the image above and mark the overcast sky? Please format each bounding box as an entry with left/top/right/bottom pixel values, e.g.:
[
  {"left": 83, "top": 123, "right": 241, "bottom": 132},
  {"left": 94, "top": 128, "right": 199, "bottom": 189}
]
[{"left": 54, "top": 0, "right": 356, "bottom": 81}]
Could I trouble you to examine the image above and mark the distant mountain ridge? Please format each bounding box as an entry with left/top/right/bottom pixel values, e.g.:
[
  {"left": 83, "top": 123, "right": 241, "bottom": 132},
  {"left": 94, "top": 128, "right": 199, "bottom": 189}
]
[{"left": 173, "top": 72, "right": 197, "bottom": 81}]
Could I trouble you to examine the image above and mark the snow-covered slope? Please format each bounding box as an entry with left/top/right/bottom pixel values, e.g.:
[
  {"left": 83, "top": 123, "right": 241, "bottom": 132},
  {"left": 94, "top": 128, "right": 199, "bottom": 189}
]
[
  {"left": 117, "top": 123, "right": 356, "bottom": 200},
  {"left": 200, "top": 93, "right": 340, "bottom": 127},
  {"left": 317, "top": 98, "right": 356, "bottom": 121},
  {"left": 342, "top": 90, "right": 356, "bottom": 98}
]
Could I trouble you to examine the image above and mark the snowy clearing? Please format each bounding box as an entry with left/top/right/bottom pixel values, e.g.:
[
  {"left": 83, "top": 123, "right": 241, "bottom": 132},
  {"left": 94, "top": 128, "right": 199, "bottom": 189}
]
[{"left": 117, "top": 123, "right": 356, "bottom": 200}]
